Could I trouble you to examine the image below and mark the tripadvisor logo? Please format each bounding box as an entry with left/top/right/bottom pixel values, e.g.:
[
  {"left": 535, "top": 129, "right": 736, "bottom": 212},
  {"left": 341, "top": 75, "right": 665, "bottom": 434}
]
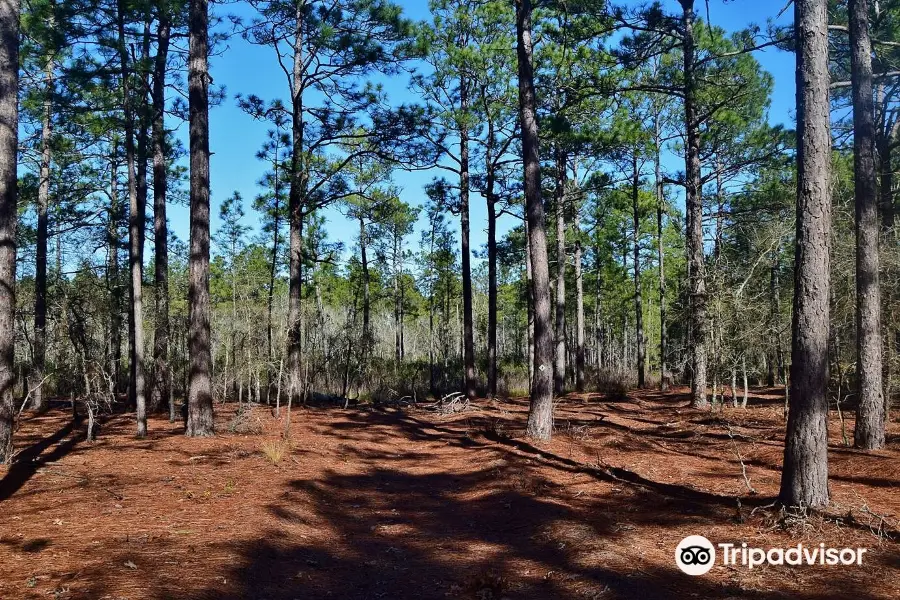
[
  {"left": 675, "top": 536, "right": 868, "bottom": 576},
  {"left": 676, "top": 535, "right": 716, "bottom": 575}
]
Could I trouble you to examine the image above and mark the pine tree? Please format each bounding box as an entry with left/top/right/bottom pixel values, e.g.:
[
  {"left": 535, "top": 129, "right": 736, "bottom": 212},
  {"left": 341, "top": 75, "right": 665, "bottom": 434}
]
[
  {"left": 186, "top": 0, "right": 214, "bottom": 436},
  {"left": 150, "top": 0, "right": 173, "bottom": 415},
  {"left": 848, "top": 0, "right": 886, "bottom": 450},
  {"left": 780, "top": 0, "right": 831, "bottom": 508},
  {"left": 516, "top": 0, "right": 553, "bottom": 440},
  {"left": 0, "top": 0, "right": 19, "bottom": 464}
]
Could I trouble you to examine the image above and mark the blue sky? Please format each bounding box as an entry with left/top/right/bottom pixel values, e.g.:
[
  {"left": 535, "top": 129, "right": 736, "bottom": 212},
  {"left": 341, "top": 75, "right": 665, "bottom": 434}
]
[{"left": 166, "top": 0, "right": 797, "bottom": 265}]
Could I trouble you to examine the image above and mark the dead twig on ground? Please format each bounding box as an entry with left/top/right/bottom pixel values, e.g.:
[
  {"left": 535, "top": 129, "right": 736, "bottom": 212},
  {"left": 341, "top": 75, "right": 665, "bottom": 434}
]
[{"left": 725, "top": 422, "right": 758, "bottom": 495}]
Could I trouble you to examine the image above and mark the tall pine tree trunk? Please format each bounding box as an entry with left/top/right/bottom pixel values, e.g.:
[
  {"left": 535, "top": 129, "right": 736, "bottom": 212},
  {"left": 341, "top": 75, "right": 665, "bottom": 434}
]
[
  {"left": 108, "top": 145, "right": 123, "bottom": 395},
  {"left": 655, "top": 120, "right": 668, "bottom": 391},
  {"left": 680, "top": 0, "right": 708, "bottom": 408},
  {"left": 359, "top": 216, "right": 372, "bottom": 356},
  {"left": 428, "top": 221, "right": 437, "bottom": 395},
  {"left": 266, "top": 141, "right": 282, "bottom": 393},
  {"left": 594, "top": 242, "right": 603, "bottom": 371},
  {"left": 185, "top": 0, "right": 214, "bottom": 436},
  {"left": 632, "top": 153, "right": 646, "bottom": 388},
  {"left": 117, "top": 0, "right": 147, "bottom": 437},
  {"left": 487, "top": 196, "right": 498, "bottom": 397},
  {"left": 287, "top": 2, "right": 306, "bottom": 409},
  {"left": 394, "top": 233, "right": 402, "bottom": 365},
  {"left": 779, "top": 0, "right": 831, "bottom": 508},
  {"left": 460, "top": 79, "right": 476, "bottom": 400},
  {"left": 849, "top": 0, "right": 885, "bottom": 449},
  {"left": 525, "top": 219, "right": 534, "bottom": 391},
  {"left": 0, "top": 0, "right": 19, "bottom": 465},
  {"left": 150, "top": 7, "right": 171, "bottom": 414},
  {"left": 32, "top": 61, "right": 52, "bottom": 411},
  {"left": 486, "top": 145, "right": 498, "bottom": 398},
  {"left": 359, "top": 215, "right": 371, "bottom": 356},
  {"left": 517, "top": 0, "right": 553, "bottom": 440},
  {"left": 574, "top": 206, "right": 585, "bottom": 392},
  {"left": 767, "top": 247, "right": 781, "bottom": 386},
  {"left": 554, "top": 147, "right": 566, "bottom": 394}
]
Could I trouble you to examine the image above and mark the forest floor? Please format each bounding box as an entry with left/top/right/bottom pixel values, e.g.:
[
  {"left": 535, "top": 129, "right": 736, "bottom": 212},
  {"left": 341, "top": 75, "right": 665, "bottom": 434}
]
[{"left": 0, "top": 387, "right": 898, "bottom": 600}]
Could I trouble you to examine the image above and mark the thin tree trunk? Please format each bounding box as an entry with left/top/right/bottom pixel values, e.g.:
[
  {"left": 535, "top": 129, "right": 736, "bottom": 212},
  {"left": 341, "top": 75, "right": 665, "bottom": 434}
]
[
  {"left": 460, "top": 79, "right": 476, "bottom": 400},
  {"left": 185, "top": 0, "right": 214, "bottom": 436},
  {"left": 394, "top": 232, "right": 402, "bottom": 365},
  {"left": 767, "top": 247, "right": 780, "bottom": 386},
  {"left": 742, "top": 354, "right": 749, "bottom": 408},
  {"left": 117, "top": 1, "right": 147, "bottom": 437},
  {"left": 359, "top": 215, "right": 371, "bottom": 352},
  {"left": 574, "top": 205, "right": 585, "bottom": 392},
  {"left": 779, "top": 0, "right": 831, "bottom": 508},
  {"left": 31, "top": 60, "right": 53, "bottom": 412},
  {"left": 517, "top": 0, "right": 553, "bottom": 439},
  {"left": 0, "top": 0, "right": 19, "bottom": 465},
  {"left": 554, "top": 147, "right": 566, "bottom": 395},
  {"left": 655, "top": 124, "right": 668, "bottom": 390},
  {"left": 150, "top": 7, "right": 171, "bottom": 414},
  {"left": 680, "top": 0, "right": 708, "bottom": 408},
  {"left": 108, "top": 145, "right": 122, "bottom": 395},
  {"left": 730, "top": 366, "right": 737, "bottom": 408},
  {"left": 594, "top": 244, "right": 603, "bottom": 371},
  {"left": 265, "top": 133, "right": 282, "bottom": 394},
  {"left": 428, "top": 220, "right": 437, "bottom": 395},
  {"left": 849, "top": 0, "right": 885, "bottom": 450},
  {"left": 487, "top": 182, "right": 498, "bottom": 398},
  {"left": 632, "top": 153, "right": 646, "bottom": 388}
]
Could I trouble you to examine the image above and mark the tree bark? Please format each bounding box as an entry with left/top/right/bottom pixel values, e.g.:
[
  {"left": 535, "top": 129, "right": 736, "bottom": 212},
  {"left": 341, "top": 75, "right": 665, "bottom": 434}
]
[
  {"left": 767, "top": 246, "right": 781, "bottom": 386},
  {"left": 517, "top": 0, "right": 553, "bottom": 440},
  {"left": 849, "top": 0, "right": 885, "bottom": 450},
  {"left": 186, "top": 0, "right": 214, "bottom": 436},
  {"left": 428, "top": 219, "right": 437, "bottom": 395},
  {"left": 574, "top": 204, "right": 585, "bottom": 392},
  {"left": 117, "top": 0, "right": 148, "bottom": 437},
  {"left": 460, "top": 79, "right": 476, "bottom": 400},
  {"left": 394, "top": 231, "right": 402, "bottom": 365},
  {"left": 108, "top": 144, "right": 123, "bottom": 395},
  {"left": 287, "top": 2, "right": 306, "bottom": 410},
  {"left": 359, "top": 215, "right": 371, "bottom": 350},
  {"left": 150, "top": 7, "right": 171, "bottom": 414},
  {"left": 264, "top": 127, "right": 285, "bottom": 396},
  {"left": 486, "top": 150, "right": 498, "bottom": 397},
  {"left": 679, "top": 0, "right": 708, "bottom": 408},
  {"left": 779, "top": 0, "right": 831, "bottom": 508},
  {"left": 0, "top": 0, "right": 19, "bottom": 465},
  {"left": 128, "top": 19, "right": 151, "bottom": 413},
  {"left": 594, "top": 242, "right": 603, "bottom": 371},
  {"left": 632, "top": 153, "right": 646, "bottom": 388},
  {"left": 524, "top": 219, "right": 534, "bottom": 390},
  {"left": 31, "top": 60, "right": 53, "bottom": 411},
  {"left": 554, "top": 147, "right": 566, "bottom": 395},
  {"left": 655, "top": 124, "right": 668, "bottom": 391}
]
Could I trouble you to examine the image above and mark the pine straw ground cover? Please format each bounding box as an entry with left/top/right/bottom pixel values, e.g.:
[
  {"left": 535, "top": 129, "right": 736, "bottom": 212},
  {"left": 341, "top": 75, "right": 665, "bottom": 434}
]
[{"left": 0, "top": 388, "right": 898, "bottom": 600}]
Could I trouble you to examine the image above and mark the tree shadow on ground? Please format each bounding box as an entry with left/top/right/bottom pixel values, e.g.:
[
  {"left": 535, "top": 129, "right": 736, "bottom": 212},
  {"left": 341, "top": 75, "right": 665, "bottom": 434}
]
[
  {"left": 165, "top": 408, "right": 891, "bottom": 600},
  {"left": 0, "top": 419, "right": 80, "bottom": 503}
]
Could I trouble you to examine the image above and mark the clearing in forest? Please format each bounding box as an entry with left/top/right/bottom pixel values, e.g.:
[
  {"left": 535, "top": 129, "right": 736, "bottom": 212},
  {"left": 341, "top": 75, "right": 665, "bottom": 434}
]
[{"left": 0, "top": 388, "right": 898, "bottom": 600}]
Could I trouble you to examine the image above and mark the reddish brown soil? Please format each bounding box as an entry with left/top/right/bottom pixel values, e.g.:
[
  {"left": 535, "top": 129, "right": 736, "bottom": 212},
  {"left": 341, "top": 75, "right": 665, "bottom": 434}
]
[{"left": 0, "top": 388, "right": 898, "bottom": 600}]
